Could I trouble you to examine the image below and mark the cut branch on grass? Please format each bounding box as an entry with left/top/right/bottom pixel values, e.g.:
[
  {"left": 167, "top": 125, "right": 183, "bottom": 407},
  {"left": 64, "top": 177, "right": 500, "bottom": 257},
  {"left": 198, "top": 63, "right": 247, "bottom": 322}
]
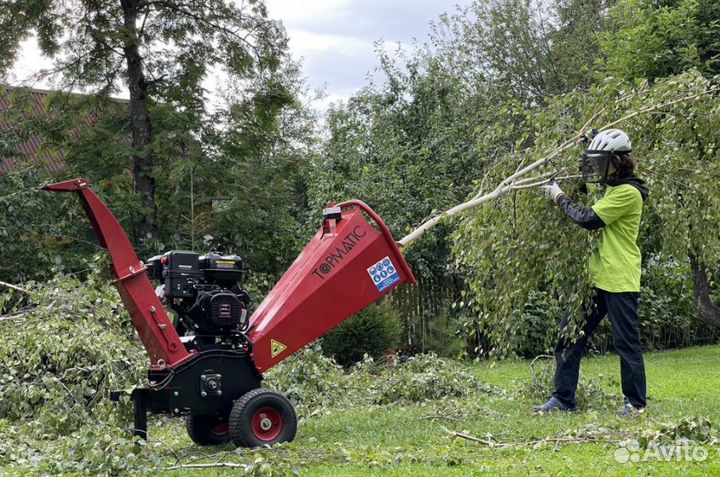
[
  {"left": 397, "top": 88, "right": 719, "bottom": 248},
  {"left": 529, "top": 354, "right": 554, "bottom": 385},
  {"left": 443, "top": 426, "right": 629, "bottom": 448},
  {"left": 164, "top": 462, "right": 250, "bottom": 470},
  {"left": 0, "top": 314, "right": 25, "bottom": 323},
  {"left": 442, "top": 426, "right": 498, "bottom": 446},
  {"left": 0, "top": 306, "right": 34, "bottom": 323},
  {"left": 149, "top": 436, "right": 183, "bottom": 467},
  {"left": 422, "top": 412, "right": 464, "bottom": 422},
  {"left": 0, "top": 280, "right": 30, "bottom": 295}
]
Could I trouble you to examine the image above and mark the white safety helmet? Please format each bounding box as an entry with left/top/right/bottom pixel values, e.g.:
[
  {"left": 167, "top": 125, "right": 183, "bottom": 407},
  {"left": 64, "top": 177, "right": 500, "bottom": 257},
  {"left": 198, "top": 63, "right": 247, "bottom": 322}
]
[
  {"left": 586, "top": 128, "right": 632, "bottom": 155},
  {"left": 581, "top": 129, "right": 632, "bottom": 184}
]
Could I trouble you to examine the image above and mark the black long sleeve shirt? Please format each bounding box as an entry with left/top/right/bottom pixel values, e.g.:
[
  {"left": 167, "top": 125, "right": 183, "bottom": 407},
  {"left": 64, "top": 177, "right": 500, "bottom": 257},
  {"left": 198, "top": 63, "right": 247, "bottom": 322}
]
[{"left": 555, "top": 194, "right": 605, "bottom": 230}]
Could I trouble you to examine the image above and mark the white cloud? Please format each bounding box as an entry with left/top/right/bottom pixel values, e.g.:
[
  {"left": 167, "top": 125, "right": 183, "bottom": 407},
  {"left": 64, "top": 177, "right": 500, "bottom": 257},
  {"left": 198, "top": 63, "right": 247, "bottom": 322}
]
[
  {"left": 265, "top": 0, "right": 350, "bottom": 25},
  {"left": 267, "top": 0, "right": 472, "bottom": 111},
  {"left": 285, "top": 29, "right": 367, "bottom": 56}
]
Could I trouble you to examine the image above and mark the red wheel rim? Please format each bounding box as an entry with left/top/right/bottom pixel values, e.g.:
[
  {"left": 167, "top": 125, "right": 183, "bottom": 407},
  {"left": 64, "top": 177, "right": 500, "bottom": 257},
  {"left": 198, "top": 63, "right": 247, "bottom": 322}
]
[
  {"left": 209, "top": 420, "right": 229, "bottom": 436},
  {"left": 251, "top": 406, "right": 283, "bottom": 442}
]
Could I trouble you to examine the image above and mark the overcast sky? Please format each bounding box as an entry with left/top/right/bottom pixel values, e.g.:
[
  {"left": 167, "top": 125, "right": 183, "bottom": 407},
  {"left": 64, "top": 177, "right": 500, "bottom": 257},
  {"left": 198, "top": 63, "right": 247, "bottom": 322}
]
[
  {"left": 10, "top": 1, "right": 471, "bottom": 111},
  {"left": 264, "top": 0, "right": 471, "bottom": 109}
]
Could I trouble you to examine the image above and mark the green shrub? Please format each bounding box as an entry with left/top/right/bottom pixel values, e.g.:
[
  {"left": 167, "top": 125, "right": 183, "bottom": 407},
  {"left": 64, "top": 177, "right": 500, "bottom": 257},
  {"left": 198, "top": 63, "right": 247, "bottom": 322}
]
[{"left": 320, "top": 300, "right": 403, "bottom": 367}]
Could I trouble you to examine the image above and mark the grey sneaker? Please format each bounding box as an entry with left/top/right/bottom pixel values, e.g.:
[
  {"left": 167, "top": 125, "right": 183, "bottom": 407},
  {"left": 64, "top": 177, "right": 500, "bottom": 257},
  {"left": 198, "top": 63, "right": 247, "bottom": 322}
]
[
  {"left": 617, "top": 401, "right": 645, "bottom": 418},
  {"left": 532, "top": 397, "right": 577, "bottom": 413}
]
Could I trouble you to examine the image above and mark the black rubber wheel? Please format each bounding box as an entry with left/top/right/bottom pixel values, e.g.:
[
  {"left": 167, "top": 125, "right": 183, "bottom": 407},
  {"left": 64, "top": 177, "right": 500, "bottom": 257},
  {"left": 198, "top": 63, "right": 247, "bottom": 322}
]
[
  {"left": 229, "top": 388, "right": 297, "bottom": 447},
  {"left": 185, "top": 413, "right": 232, "bottom": 446}
]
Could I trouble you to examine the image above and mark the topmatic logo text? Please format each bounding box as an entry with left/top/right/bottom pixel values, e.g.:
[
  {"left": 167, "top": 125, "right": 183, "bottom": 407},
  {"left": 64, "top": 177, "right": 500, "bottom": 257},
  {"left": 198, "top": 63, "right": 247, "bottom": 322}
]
[{"left": 312, "top": 225, "right": 367, "bottom": 280}]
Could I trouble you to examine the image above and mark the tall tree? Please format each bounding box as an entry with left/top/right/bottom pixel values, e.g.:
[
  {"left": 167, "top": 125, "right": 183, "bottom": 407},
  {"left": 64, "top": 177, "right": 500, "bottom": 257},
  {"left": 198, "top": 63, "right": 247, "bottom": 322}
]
[
  {"left": 0, "top": 0, "right": 287, "bottom": 242},
  {"left": 599, "top": 0, "right": 720, "bottom": 82},
  {"left": 431, "top": 0, "right": 611, "bottom": 103}
]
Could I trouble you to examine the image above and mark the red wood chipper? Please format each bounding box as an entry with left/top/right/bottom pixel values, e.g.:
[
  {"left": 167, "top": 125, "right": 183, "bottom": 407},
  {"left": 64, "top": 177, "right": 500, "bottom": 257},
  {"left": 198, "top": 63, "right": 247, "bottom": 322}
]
[{"left": 43, "top": 178, "right": 415, "bottom": 447}]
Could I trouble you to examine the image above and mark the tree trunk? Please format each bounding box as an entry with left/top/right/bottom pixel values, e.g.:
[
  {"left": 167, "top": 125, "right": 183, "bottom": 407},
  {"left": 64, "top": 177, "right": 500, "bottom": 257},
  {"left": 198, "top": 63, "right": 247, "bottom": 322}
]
[
  {"left": 688, "top": 252, "right": 720, "bottom": 327},
  {"left": 120, "top": 0, "right": 158, "bottom": 242}
]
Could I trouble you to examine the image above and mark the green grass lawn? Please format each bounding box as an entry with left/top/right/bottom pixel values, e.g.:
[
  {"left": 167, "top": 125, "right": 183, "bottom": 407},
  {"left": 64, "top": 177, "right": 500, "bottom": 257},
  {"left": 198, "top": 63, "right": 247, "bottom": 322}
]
[{"left": 149, "top": 345, "right": 720, "bottom": 477}]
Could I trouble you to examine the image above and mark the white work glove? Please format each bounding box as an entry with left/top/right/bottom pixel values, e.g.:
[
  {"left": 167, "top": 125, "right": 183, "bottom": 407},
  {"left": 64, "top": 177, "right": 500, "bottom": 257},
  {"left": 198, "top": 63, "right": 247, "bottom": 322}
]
[{"left": 540, "top": 180, "right": 565, "bottom": 202}]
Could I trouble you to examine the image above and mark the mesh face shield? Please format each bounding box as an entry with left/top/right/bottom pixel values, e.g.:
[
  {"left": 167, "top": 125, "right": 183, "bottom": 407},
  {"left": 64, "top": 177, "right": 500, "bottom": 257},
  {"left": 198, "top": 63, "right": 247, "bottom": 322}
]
[{"left": 581, "top": 151, "right": 612, "bottom": 184}]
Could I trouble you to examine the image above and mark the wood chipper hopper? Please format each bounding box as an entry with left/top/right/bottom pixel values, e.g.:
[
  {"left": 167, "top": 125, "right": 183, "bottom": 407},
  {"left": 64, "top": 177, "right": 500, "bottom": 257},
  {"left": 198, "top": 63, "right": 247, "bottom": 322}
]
[{"left": 43, "top": 178, "right": 415, "bottom": 447}]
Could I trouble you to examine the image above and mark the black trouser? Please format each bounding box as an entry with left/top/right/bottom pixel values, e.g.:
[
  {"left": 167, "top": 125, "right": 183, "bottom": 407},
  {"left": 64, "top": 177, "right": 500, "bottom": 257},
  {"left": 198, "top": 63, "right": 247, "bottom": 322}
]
[{"left": 553, "top": 288, "right": 647, "bottom": 409}]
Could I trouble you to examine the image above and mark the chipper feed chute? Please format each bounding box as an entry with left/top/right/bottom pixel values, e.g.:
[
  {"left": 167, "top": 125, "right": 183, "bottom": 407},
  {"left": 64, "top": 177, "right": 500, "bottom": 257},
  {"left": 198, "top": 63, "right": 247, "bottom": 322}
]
[
  {"left": 248, "top": 200, "right": 416, "bottom": 371},
  {"left": 42, "top": 179, "right": 415, "bottom": 447},
  {"left": 42, "top": 178, "right": 190, "bottom": 367}
]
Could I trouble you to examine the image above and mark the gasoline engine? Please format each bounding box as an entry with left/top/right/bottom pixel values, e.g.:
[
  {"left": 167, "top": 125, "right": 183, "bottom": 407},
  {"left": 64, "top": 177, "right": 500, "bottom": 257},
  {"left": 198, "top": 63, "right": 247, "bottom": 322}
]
[{"left": 145, "top": 251, "right": 251, "bottom": 350}]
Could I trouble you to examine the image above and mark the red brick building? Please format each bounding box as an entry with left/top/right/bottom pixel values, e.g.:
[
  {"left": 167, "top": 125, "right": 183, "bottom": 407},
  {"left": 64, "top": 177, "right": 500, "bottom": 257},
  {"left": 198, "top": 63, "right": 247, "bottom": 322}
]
[
  {"left": 0, "top": 85, "right": 67, "bottom": 174},
  {"left": 0, "top": 85, "right": 130, "bottom": 174}
]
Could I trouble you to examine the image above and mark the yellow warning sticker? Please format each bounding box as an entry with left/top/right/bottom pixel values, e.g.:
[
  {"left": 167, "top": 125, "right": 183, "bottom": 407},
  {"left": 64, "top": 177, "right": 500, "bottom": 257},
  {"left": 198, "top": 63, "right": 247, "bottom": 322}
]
[{"left": 270, "top": 339, "right": 287, "bottom": 358}]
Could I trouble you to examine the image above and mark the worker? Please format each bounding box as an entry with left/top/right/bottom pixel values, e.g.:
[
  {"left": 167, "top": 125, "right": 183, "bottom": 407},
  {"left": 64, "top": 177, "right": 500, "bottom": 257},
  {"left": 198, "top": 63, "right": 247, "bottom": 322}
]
[{"left": 533, "top": 129, "right": 649, "bottom": 417}]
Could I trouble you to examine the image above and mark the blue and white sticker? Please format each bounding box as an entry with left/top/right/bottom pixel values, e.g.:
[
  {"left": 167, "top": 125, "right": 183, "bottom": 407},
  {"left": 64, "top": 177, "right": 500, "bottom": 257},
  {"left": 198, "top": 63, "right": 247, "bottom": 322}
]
[{"left": 367, "top": 256, "right": 400, "bottom": 292}]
